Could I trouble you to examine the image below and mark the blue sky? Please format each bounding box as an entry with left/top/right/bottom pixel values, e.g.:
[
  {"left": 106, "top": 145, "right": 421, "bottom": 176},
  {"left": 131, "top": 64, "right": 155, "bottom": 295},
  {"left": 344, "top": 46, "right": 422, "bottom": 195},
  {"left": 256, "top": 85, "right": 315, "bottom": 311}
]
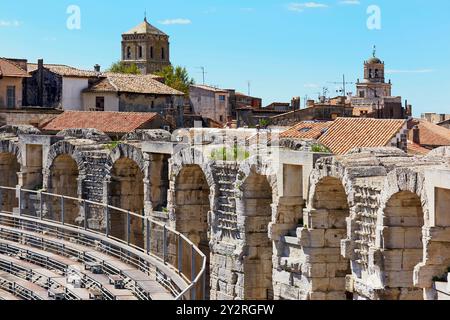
[{"left": 1, "top": 0, "right": 449, "bottom": 116}]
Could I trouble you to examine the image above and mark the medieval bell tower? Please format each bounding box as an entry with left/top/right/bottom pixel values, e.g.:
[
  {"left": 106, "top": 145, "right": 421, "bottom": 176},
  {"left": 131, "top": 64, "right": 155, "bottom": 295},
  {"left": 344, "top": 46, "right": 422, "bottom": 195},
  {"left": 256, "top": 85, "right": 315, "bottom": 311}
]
[
  {"left": 356, "top": 46, "right": 392, "bottom": 99},
  {"left": 121, "top": 17, "right": 171, "bottom": 74}
]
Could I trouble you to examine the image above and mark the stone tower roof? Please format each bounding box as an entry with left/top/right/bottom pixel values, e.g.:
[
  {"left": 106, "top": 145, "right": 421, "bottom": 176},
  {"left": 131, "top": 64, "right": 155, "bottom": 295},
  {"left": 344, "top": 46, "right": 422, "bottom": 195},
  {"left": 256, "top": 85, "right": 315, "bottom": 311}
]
[{"left": 123, "top": 18, "right": 167, "bottom": 36}]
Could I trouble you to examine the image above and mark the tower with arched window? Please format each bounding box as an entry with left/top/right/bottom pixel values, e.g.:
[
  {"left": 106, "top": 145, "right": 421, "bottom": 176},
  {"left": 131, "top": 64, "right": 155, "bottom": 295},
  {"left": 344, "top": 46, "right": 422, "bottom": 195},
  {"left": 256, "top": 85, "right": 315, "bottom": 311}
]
[
  {"left": 355, "top": 47, "right": 392, "bottom": 99},
  {"left": 121, "top": 17, "right": 171, "bottom": 74}
]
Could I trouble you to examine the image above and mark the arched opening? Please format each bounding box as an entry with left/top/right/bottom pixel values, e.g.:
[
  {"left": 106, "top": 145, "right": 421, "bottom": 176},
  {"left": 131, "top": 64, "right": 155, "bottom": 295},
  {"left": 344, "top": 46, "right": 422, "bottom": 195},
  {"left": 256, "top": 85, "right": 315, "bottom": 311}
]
[
  {"left": 49, "top": 154, "right": 79, "bottom": 224},
  {"left": 242, "top": 172, "right": 274, "bottom": 300},
  {"left": 382, "top": 191, "right": 424, "bottom": 300},
  {"left": 175, "top": 165, "right": 210, "bottom": 299},
  {"left": 310, "top": 177, "right": 351, "bottom": 300},
  {"left": 109, "top": 158, "right": 145, "bottom": 248},
  {"left": 0, "top": 153, "right": 19, "bottom": 212}
]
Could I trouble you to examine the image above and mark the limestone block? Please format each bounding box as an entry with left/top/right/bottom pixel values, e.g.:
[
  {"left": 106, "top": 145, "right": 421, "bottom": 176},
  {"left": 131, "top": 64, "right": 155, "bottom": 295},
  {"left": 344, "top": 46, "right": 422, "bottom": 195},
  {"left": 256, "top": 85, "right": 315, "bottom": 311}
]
[
  {"left": 404, "top": 228, "right": 423, "bottom": 249},
  {"left": 384, "top": 271, "right": 414, "bottom": 288},
  {"left": 310, "top": 277, "right": 330, "bottom": 291},
  {"left": 402, "top": 249, "right": 423, "bottom": 270},
  {"left": 325, "top": 291, "right": 347, "bottom": 300},
  {"left": 384, "top": 227, "right": 405, "bottom": 248},
  {"left": 303, "top": 247, "right": 343, "bottom": 263},
  {"left": 383, "top": 250, "right": 404, "bottom": 271},
  {"left": 301, "top": 263, "right": 327, "bottom": 278},
  {"left": 329, "top": 277, "right": 346, "bottom": 291},
  {"left": 327, "top": 262, "right": 350, "bottom": 277},
  {"left": 297, "top": 228, "right": 325, "bottom": 248},
  {"left": 309, "top": 292, "right": 327, "bottom": 300},
  {"left": 325, "top": 229, "right": 347, "bottom": 248}
]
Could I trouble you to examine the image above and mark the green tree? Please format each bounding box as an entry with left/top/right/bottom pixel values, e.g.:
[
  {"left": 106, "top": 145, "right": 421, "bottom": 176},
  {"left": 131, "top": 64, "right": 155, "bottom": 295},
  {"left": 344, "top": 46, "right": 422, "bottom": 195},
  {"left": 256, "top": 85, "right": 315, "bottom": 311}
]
[
  {"left": 155, "top": 65, "right": 195, "bottom": 94},
  {"left": 107, "top": 61, "right": 141, "bottom": 75}
]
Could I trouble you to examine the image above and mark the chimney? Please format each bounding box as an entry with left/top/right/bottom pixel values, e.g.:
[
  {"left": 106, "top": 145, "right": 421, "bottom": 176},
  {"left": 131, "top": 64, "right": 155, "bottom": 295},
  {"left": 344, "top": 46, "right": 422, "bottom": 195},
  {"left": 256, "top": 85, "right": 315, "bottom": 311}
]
[
  {"left": 37, "top": 59, "right": 44, "bottom": 107},
  {"left": 94, "top": 64, "right": 101, "bottom": 72},
  {"left": 412, "top": 125, "right": 420, "bottom": 145}
]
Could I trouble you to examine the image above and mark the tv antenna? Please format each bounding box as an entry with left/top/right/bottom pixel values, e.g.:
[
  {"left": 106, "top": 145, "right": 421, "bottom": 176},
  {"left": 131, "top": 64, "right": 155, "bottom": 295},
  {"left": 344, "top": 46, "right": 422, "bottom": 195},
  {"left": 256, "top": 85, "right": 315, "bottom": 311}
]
[
  {"left": 247, "top": 81, "right": 251, "bottom": 96},
  {"left": 196, "top": 67, "right": 207, "bottom": 85},
  {"left": 328, "top": 74, "right": 353, "bottom": 97}
]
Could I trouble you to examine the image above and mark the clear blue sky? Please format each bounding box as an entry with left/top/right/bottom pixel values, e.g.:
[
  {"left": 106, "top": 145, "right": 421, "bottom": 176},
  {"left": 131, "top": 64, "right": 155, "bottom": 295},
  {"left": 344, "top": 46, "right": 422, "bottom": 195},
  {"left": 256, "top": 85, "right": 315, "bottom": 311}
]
[{"left": 1, "top": 0, "right": 449, "bottom": 116}]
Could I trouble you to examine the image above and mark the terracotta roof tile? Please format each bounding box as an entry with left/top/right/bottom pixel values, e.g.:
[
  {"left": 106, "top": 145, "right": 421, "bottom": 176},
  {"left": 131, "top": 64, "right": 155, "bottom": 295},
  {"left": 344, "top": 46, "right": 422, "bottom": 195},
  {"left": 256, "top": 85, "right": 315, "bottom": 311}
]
[
  {"left": 318, "top": 118, "right": 406, "bottom": 155},
  {"left": 123, "top": 19, "right": 167, "bottom": 36},
  {"left": 42, "top": 111, "right": 163, "bottom": 135},
  {"left": 408, "top": 119, "right": 450, "bottom": 147},
  {"left": 27, "top": 63, "right": 101, "bottom": 78},
  {"left": 0, "top": 58, "right": 29, "bottom": 78},
  {"left": 280, "top": 121, "right": 333, "bottom": 140},
  {"left": 407, "top": 140, "right": 430, "bottom": 155},
  {"left": 86, "top": 73, "right": 184, "bottom": 95}
]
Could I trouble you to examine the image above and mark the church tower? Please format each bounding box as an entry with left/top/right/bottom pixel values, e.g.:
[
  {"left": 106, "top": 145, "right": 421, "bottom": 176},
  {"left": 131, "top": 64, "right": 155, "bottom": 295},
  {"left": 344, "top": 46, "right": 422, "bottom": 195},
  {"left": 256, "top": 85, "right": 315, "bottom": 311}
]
[
  {"left": 356, "top": 46, "right": 392, "bottom": 99},
  {"left": 121, "top": 17, "right": 171, "bottom": 74}
]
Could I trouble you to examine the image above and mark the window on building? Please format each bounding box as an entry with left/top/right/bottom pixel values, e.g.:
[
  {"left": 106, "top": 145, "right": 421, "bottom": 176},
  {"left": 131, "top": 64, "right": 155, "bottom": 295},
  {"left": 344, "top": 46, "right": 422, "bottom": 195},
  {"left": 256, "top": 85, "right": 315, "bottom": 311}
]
[
  {"left": 95, "top": 97, "right": 105, "bottom": 111},
  {"left": 299, "top": 127, "right": 312, "bottom": 133},
  {"left": 6, "top": 86, "right": 15, "bottom": 109},
  {"left": 161, "top": 47, "right": 165, "bottom": 60},
  {"left": 359, "top": 91, "right": 365, "bottom": 98},
  {"left": 375, "top": 69, "right": 379, "bottom": 78},
  {"left": 150, "top": 46, "right": 154, "bottom": 59},
  {"left": 219, "top": 95, "right": 226, "bottom": 102},
  {"left": 126, "top": 47, "right": 132, "bottom": 59},
  {"left": 369, "top": 69, "right": 372, "bottom": 78},
  {"left": 138, "top": 46, "right": 143, "bottom": 59},
  {"left": 151, "top": 101, "right": 154, "bottom": 109},
  {"left": 219, "top": 115, "right": 224, "bottom": 122}
]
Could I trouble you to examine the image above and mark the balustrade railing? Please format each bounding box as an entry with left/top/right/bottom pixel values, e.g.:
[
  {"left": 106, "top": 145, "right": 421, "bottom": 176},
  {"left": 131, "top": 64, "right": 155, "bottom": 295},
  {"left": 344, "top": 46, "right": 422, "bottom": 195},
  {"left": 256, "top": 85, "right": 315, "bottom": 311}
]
[{"left": 0, "top": 186, "right": 206, "bottom": 300}]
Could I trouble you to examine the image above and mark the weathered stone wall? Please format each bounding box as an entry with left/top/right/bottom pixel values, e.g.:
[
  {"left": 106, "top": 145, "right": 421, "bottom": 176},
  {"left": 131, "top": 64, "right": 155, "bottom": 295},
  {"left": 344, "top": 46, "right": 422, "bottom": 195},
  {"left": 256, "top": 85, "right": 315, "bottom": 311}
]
[{"left": 0, "top": 128, "right": 449, "bottom": 301}]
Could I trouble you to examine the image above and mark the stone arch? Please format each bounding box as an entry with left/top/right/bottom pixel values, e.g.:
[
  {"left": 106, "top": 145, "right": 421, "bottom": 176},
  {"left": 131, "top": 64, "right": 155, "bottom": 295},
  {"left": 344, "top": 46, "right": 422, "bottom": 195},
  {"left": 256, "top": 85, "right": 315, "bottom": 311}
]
[
  {"left": 304, "top": 175, "right": 353, "bottom": 300},
  {"left": 169, "top": 147, "right": 215, "bottom": 300},
  {"left": 238, "top": 168, "right": 275, "bottom": 300},
  {"left": 105, "top": 144, "right": 148, "bottom": 248},
  {"left": 0, "top": 140, "right": 22, "bottom": 212},
  {"left": 380, "top": 191, "right": 424, "bottom": 300},
  {"left": 377, "top": 168, "right": 427, "bottom": 300},
  {"left": 44, "top": 141, "right": 85, "bottom": 191}
]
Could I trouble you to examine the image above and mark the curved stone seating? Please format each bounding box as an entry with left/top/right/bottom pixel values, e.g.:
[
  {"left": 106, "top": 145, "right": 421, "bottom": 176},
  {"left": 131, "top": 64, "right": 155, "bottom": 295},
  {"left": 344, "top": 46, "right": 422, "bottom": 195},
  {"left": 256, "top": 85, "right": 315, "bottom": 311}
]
[
  {"left": 0, "top": 287, "right": 22, "bottom": 300},
  {"left": 0, "top": 253, "right": 92, "bottom": 300},
  {"left": 0, "top": 272, "right": 51, "bottom": 300},
  {"left": 0, "top": 224, "right": 172, "bottom": 300}
]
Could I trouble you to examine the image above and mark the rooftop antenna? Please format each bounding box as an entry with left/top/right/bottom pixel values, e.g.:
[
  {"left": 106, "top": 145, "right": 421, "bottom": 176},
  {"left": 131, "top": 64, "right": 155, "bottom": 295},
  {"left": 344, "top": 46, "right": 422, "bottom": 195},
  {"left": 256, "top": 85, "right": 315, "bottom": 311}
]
[
  {"left": 196, "top": 67, "right": 207, "bottom": 85},
  {"left": 328, "top": 75, "right": 353, "bottom": 97},
  {"left": 247, "top": 81, "right": 251, "bottom": 96},
  {"left": 373, "top": 44, "right": 377, "bottom": 57},
  {"left": 144, "top": 10, "right": 147, "bottom": 22}
]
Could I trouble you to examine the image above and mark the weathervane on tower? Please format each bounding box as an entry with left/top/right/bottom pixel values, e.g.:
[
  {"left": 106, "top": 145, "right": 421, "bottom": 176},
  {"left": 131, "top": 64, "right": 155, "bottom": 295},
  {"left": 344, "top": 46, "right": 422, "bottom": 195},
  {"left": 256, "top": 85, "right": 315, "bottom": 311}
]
[{"left": 373, "top": 45, "right": 377, "bottom": 57}]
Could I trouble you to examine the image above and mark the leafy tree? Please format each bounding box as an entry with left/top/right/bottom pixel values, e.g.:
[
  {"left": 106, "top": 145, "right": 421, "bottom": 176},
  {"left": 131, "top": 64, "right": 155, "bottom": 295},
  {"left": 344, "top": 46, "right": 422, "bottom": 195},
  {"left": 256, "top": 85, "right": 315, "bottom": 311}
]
[
  {"left": 107, "top": 61, "right": 141, "bottom": 75},
  {"left": 155, "top": 65, "right": 195, "bottom": 94}
]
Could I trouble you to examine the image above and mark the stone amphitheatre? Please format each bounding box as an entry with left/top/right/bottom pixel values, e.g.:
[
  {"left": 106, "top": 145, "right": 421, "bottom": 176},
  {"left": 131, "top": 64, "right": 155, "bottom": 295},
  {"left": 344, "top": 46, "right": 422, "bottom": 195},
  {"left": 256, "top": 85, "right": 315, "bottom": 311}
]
[{"left": 0, "top": 125, "right": 448, "bottom": 300}]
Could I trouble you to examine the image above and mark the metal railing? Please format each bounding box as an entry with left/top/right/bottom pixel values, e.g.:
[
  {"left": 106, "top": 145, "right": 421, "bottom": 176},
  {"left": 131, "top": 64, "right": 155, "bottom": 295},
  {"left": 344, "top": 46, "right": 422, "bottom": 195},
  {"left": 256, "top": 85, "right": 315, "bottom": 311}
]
[{"left": 0, "top": 186, "right": 207, "bottom": 300}]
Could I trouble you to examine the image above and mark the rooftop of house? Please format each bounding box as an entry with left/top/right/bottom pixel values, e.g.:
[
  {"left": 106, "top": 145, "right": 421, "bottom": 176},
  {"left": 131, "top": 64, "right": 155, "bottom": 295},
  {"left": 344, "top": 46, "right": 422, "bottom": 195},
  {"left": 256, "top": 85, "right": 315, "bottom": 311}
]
[
  {"left": 123, "top": 18, "right": 167, "bottom": 36},
  {"left": 281, "top": 117, "right": 407, "bottom": 155},
  {"left": 408, "top": 118, "right": 450, "bottom": 147},
  {"left": 0, "top": 58, "right": 29, "bottom": 78},
  {"left": 190, "top": 84, "right": 229, "bottom": 94},
  {"left": 85, "top": 73, "right": 184, "bottom": 96},
  {"left": 280, "top": 121, "right": 334, "bottom": 140},
  {"left": 42, "top": 111, "right": 165, "bottom": 135},
  {"left": 318, "top": 118, "right": 406, "bottom": 155},
  {"left": 27, "top": 63, "right": 101, "bottom": 78},
  {"left": 407, "top": 140, "right": 430, "bottom": 156}
]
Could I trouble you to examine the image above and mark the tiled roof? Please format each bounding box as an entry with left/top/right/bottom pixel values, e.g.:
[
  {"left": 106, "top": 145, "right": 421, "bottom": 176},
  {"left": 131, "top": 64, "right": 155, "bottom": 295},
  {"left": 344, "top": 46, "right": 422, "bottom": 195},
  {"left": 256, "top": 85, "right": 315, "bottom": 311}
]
[
  {"left": 42, "top": 111, "right": 162, "bottom": 135},
  {"left": 408, "top": 119, "right": 450, "bottom": 147},
  {"left": 190, "top": 84, "right": 228, "bottom": 93},
  {"left": 27, "top": 63, "right": 101, "bottom": 78},
  {"left": 407, "top": 140, "right": 430, "bottom": 155},
  {"left": 280, "top": 121, "right": 333, "bottom": 140},
  {"left": 318, "top": 118, "right": 406, "bottom": 155},
  {"left": 123, "top": 19, "right": 167, "bottom": 36},
  {"left": 0, "top": 58, "right": 29, "bottom": 78},
  {"left": 85, "top": 73, "right": 184, "bottom": 95}
]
